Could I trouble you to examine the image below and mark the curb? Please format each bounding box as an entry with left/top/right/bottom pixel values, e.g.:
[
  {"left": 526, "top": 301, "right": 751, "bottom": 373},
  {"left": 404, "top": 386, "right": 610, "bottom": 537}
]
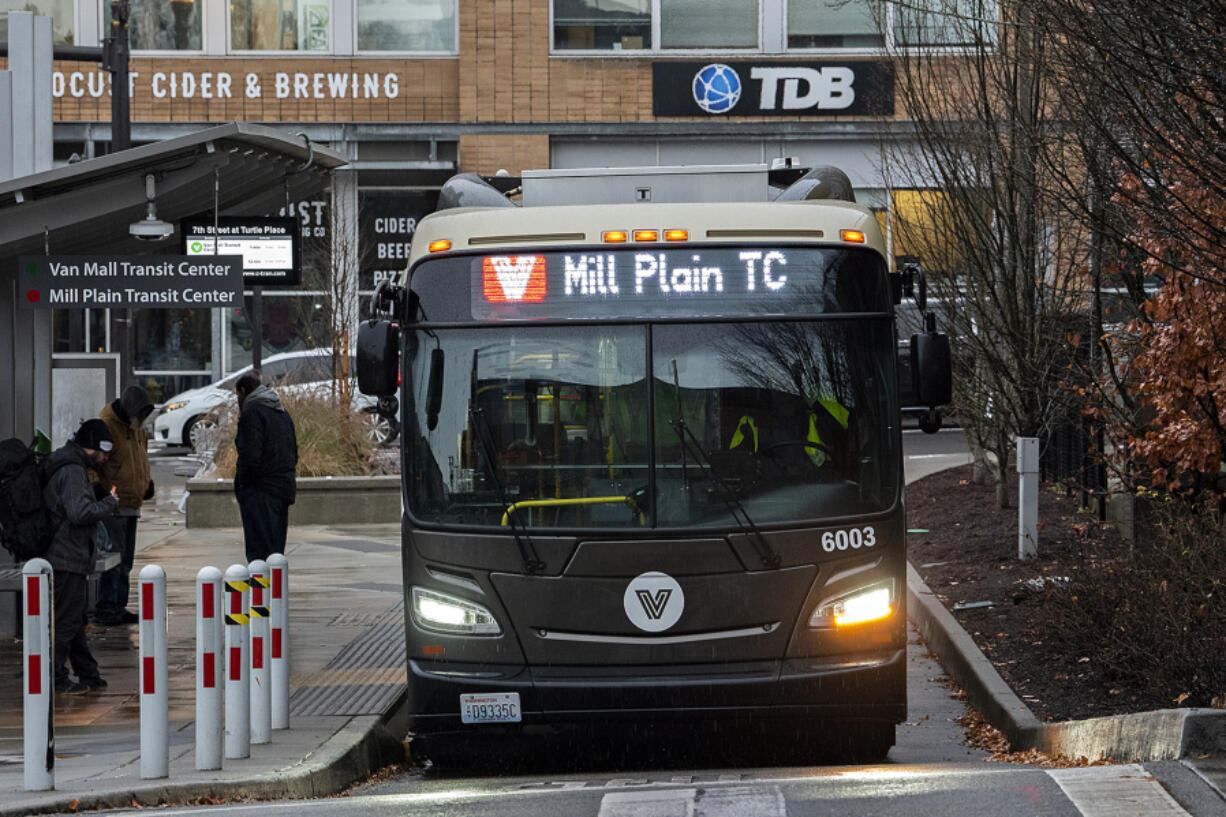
[
  {"left": 4, "top": 693, "right": 409, "bottom": 817},
  {"left": 906, "top": 561, "right": 1226, "bottom": 762}
]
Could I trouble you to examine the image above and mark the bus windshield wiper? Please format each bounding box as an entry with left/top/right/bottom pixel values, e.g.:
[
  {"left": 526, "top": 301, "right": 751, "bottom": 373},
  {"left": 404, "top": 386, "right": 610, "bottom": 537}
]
[
  {"left": 469, "top": 405, "right": 546, "bottom": 574},
  {"left": 669, "top": 362, "right": 780, "bottom": 569},
  {"left": 467, "top": 348, "right": 544, "bottom": 574}
]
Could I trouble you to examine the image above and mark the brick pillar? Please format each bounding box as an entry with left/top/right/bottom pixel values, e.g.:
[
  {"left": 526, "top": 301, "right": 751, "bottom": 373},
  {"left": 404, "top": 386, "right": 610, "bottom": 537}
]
[{"left": 458, "top": 133, "right": 550, "bottom": 175}]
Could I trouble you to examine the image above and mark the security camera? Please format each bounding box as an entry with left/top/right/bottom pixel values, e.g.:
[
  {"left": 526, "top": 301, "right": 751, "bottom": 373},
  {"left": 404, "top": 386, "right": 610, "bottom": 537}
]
[
  {"left": 128, "top": 173, "right": 174, "bottom": 241},
  {"left": 129, "top": 216, "right": 174, "bottom": 242}
]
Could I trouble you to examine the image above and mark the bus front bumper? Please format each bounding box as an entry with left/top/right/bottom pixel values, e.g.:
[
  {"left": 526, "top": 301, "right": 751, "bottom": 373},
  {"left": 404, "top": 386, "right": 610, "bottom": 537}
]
[{"left": 405, "top": 647, "right": 905, "bottom": 736}]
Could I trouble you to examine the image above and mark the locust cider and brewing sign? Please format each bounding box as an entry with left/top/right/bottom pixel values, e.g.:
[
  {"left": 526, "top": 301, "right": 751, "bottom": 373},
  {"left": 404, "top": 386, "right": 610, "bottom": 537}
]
[{"left": 18, "top": 256, "right": 244, "bottom": 308}]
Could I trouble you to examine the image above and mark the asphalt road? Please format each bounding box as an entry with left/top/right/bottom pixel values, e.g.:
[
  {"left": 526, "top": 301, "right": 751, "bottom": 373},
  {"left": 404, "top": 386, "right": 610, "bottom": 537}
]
[{"left": 120, "top": 432, "right": 1226, "bottom": 817}]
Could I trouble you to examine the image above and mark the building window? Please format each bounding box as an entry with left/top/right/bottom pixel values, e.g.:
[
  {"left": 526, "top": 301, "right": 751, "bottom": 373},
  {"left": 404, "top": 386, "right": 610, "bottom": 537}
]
[
  {"left": 661, "top": 0, "right": 757, "bottom": 49},
  {"left": 554, "top": 0, "right": 651, "bottom": 51},
  {"left": 788, "top": 0, "right": 881, "bottom": 49},
  {"left": 132, "top": 309, "right": 213, "bottom": 373},
  {"left": 127, "top": 0, "right": 203, "bottom": 50},
  {"left": 894, "top": 0, "right": 984, "bottom": 47},
  {"left": 0, "top": 0, "right": 73, "bottom": 44},
  {"left": 231, "top": 0, "right": 330, "bottom": 51},
  {"left": 356, "top": 0, "right": 456, "bottom": 51}
]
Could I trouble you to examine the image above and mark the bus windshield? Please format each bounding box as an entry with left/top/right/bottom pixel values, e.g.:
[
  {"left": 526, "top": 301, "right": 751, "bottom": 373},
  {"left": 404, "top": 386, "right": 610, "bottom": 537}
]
[{"left": 406, "top": 318, "right": 899, "bottom": 530}]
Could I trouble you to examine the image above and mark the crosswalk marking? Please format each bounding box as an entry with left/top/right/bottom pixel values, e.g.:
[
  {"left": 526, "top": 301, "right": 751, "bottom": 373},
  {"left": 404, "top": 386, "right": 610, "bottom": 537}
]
[
  {"left": 598, "top": 785, "right": 786, "bottom": 817},
  {"left": 1049, "top": 764, "right": 1192, "bottom": 817}
]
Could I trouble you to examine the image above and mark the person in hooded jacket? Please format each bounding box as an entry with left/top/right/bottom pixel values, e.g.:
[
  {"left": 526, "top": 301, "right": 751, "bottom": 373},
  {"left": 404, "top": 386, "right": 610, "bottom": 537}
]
[
  {"left": 234, "top": 371, "right": 298, "bottom": 562},
  {"left": 45, "top": 419, "right": 119, "bottom": 694},
  {"left": 95, "top": 385, "right": 155, "bottom": 625}
]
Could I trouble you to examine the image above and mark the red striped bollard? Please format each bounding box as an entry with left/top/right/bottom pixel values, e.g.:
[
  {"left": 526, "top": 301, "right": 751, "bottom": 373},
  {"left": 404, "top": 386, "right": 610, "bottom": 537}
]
[
  {"left": 196, "top": 567, "right": 223, "bottom": 770},
  {"left": 268, "top": 553, "right": 289, "bottom": 730},
  {"left": 139, "top": 565, "right": 168, "bottom": 779},
  {"left": 248, "top": 559, "right": 271, "bottom": 745},
  {"left": 223, "top": 564, "right": 250, "bottom": 759},
  {"left": 22, "top": 558, "right": 53, "bottom": 791}
]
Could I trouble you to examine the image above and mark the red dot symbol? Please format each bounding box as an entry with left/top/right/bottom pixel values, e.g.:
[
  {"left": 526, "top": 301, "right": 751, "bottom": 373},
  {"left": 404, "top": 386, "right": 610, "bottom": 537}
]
[{"left": 26, "top": 290, "right": 40, "bottom": 304}]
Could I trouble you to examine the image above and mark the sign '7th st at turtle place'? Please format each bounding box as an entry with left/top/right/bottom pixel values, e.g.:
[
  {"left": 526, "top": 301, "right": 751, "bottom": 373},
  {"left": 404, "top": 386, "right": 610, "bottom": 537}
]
[{"left": 18, "top": 255, "right": 244, "bottom": 309}]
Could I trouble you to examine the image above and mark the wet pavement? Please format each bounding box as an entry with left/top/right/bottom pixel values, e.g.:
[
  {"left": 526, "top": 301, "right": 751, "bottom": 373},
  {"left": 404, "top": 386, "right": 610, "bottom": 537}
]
[{"left": 0, "top": 456, "right": 409, "bottom": 814}]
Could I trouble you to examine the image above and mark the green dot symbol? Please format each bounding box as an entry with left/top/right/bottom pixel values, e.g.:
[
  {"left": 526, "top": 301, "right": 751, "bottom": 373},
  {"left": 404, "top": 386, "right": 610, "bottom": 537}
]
[{"left": 25, "top": 262, "right": 38, "bottom": 277}]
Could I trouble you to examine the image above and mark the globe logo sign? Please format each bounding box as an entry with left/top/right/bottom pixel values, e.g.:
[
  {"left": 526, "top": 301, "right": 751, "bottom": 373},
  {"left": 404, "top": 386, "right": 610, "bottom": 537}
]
[{"left": 692, "top": 63, "right": 741, "bottom": 114}]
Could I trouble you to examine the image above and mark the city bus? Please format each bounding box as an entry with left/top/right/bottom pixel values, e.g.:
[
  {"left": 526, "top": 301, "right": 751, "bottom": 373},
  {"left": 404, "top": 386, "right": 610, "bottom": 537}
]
[{"left": 358, "top": 163, "right": 951, "bottom": 762}]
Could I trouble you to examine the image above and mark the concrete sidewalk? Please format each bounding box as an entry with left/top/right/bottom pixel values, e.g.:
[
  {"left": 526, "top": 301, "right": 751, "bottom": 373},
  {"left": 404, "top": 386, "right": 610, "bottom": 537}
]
[{"left": 0, "top": 514, "right": 409, "bottom": 816}]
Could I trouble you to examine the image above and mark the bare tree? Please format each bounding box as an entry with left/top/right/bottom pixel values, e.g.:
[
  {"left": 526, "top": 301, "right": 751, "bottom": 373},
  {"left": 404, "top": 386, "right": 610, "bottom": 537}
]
[
  {"left": 1042, "top": 0, "right": 1226, "bottom": 494},
  {"left": 875, "top": 0, "right": 1093, "bottom": 506}
]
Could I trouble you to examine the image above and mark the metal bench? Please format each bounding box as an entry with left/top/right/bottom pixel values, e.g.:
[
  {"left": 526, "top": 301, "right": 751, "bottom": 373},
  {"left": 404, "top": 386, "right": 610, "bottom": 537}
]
[{"left": 0, "top": 553, "right": 122, "bottom": 637}]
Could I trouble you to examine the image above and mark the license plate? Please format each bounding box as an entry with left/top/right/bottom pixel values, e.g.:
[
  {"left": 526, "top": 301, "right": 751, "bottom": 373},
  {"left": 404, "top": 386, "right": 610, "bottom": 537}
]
[{"left": 460, "top": 692, "right": 522, "bottom": 724}]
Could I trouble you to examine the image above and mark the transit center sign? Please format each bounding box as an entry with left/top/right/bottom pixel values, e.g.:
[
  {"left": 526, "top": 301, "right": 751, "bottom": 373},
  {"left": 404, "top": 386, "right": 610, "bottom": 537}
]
[{"left": 18, "top": 255, "right": 244, "bottom": 308}]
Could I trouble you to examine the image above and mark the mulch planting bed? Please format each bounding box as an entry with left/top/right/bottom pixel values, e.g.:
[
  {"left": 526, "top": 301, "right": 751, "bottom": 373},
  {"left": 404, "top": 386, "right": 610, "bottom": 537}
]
[{"left": 907, "top": 464, "right": 1185, "bottom": 723}]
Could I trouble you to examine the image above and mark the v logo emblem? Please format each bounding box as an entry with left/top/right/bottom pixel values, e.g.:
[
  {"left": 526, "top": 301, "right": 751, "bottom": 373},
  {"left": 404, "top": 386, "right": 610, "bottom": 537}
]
[
  {"left": 635, "top": 588, "right": 673, "bottom": 620},
  {"left": 482, "top": 255, "right": 547, "bottom": 303}
]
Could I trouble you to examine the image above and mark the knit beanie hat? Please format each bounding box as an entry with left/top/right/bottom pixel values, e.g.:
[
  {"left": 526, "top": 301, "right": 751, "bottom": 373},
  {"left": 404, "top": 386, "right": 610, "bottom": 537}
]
[{"left": 74, "top": 418, "right": 114, "bottom": 452}]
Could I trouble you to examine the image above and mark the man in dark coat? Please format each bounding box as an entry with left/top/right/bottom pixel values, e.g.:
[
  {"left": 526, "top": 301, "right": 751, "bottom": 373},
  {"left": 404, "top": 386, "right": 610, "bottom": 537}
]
[
  {"left": 45, "top": 419, "right": 119, "bottom": 694},
  {"left": 234, "top": 372, "right": 298, "bottom": 562},
  {"left": 96, "top": 385, "right": 154, "bottom": 625}
]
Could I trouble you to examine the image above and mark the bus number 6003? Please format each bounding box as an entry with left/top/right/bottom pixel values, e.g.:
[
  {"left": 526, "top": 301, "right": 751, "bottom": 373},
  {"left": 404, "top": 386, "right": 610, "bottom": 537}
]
[{"left": 821, "top": 526, "right": 877, "bottom": 552}]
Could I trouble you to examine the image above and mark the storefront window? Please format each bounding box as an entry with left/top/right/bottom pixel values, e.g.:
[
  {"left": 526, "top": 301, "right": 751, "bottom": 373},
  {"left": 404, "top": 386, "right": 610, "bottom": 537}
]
[
  {"left": 53, "top": 310, "right": 85, "bottom": 354},
  {"left": 661, "top": 0, "right": 756, "bottom": 49},
  {"left": 356, "top": 0, "right": 455, "bottom": 51},
  {"left": 0, "top": 0, "right": 73, "bottom": 44},
  {"left": 128, "top": 0, "right": 203, "bottom": 51},
  {"left": 788, "top": 0, "right": 882, "bottom": 48},
  {"left": 894, "top": 0, "right": 986, "bottom": 47},
  {"left": 231, "top": 0, "right": 330, "bottom": 51},
  {"left": 226, "top": 294, "right": 333, "bottom": 375},
  {"left": 132, "top": 308, "right": 213, "bottom": 373},
  {"left": 553, "top": 0, "right": 650, "bottom": 50}
]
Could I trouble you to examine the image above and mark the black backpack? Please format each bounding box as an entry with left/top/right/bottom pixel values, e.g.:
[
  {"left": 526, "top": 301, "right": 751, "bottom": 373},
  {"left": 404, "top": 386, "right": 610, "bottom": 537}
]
[{"left": 0, "top": 438, "right": 62, "bottom": 562}]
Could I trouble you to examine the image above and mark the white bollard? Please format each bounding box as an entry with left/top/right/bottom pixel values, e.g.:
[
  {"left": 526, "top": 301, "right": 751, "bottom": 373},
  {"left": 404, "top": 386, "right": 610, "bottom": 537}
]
[
  {"left": 22, "top": 558, "right": 54, "bottom": 792},
  {"left": 195, "top": 567, "right": 224, "bottom": 770},
  {"left": 223, "top": 564, "right": 251, "bottom": 759},
  {"left": 1018, "top": 436, "right": 1040, "bottom": 560},
  {"left": 139, "top": 565, "right": 169, "bottom": 779},
  {"left": 267, "top": 553, "right": 289, "bottom": 730},
  {"left": 247, "top": 559, "right": 271, "bottom": 745}
]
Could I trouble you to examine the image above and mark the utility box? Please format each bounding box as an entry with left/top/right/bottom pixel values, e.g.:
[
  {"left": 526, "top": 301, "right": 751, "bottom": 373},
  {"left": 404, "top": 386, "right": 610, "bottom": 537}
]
[{"left": 521, "top": 164, "right": 770, "bottom": 207}]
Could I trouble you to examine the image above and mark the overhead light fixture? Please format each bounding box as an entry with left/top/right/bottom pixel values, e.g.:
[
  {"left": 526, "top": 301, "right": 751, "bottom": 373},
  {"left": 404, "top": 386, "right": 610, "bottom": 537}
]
[{"left": 129, "top": 173, "right": 174, "bottom": 242}]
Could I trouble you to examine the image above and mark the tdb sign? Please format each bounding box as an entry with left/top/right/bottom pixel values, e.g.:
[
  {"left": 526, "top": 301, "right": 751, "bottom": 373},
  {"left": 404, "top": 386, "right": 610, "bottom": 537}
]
[{"left": 654, "top": 61, "right": 893, "bottom": 117}]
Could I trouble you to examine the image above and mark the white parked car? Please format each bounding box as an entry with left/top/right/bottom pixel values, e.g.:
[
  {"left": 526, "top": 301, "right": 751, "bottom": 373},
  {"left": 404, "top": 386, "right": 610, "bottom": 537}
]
[{"left": 153, "top": 348, "right": 398, "bottom": 449}]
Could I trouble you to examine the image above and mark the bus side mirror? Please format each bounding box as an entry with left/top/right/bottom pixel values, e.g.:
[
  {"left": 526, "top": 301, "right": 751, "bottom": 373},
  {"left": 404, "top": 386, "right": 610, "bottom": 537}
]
[
  {"left": 357, "top": 320, "right": 400, "bottom": 397},
  {"left": 911, "top": 331, "right": 952, "bottom": 408}
]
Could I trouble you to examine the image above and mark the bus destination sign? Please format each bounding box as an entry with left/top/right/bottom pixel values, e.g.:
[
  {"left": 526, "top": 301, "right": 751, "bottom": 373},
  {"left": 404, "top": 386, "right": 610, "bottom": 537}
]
[{"left": 469, "top": 248, "right": 881, "bottom": 320}]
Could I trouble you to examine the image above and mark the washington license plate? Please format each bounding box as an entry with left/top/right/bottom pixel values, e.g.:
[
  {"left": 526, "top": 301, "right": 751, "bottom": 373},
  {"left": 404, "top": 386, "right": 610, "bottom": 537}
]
[{"left": 460, "top": 692, "right": 522, "bottom": 724}]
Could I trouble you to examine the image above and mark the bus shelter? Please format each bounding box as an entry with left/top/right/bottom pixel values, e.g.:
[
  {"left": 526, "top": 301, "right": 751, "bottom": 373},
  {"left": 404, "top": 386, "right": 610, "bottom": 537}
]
[{"left": 0, "top": 122, "right": 346, "bottom": 442}]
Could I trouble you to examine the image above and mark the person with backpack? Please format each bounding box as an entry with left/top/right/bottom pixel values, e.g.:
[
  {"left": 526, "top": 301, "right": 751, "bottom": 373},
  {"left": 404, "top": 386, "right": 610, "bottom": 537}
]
[
  {"left": 44, "top": 419, "right": 118, "bottom": 694},
  {"left": 95, "top": 385, "right": 155, "bottom": 626},
  {"left": 234, "top": 372, "right": 298, "bottom": 562}
]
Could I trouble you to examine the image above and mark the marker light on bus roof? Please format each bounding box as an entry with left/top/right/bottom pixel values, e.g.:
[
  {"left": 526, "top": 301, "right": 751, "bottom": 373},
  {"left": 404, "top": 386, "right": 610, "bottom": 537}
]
[
  {"left": 428, "top": 239, "right": 452, "bottom": 253},
  {"left": 633, "top": 230, "right": 659, "bottom": 242},
  {"left": 602, "top": 230, "right": 629, "bottom": 243},
  {"left": 664, "top": 229, "right": 689, "bottom": 242},
  {"left": 840, "top": 230, "right": 867, "bottom": 244}
]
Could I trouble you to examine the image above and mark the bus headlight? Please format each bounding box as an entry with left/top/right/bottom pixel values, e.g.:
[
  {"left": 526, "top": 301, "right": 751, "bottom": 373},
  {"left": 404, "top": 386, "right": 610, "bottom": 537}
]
[
  {"left": 809, "top": 582, "right": 893, "bottom": 628},
  {"left": 411, "top": 587, "right": 502, "bottom": 636}
]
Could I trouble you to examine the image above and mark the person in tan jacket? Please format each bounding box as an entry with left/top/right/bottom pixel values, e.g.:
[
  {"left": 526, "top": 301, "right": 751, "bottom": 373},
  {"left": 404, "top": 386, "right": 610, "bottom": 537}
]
[{"left": 95, "top": 385, "right": 154, "bottom": 626}]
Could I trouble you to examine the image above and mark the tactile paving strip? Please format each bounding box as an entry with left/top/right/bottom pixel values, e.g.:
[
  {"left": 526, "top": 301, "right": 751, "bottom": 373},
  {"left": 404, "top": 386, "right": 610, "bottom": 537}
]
[{"left": 289, "top": 601, "right": 407, "bottom": 717}]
